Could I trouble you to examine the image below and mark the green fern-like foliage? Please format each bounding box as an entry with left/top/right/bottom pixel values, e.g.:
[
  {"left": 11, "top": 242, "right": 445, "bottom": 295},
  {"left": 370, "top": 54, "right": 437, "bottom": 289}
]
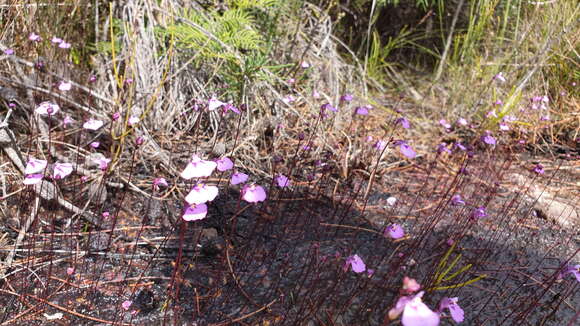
[{"left": 162, "top": 1, "right": 281, "bottom": 99}]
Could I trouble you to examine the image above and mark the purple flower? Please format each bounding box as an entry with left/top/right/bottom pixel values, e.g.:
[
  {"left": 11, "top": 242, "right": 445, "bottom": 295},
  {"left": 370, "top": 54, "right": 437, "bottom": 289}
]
[
  {"left": 208, "top": 97, "right": 225, "bottom": 111},
  {"left": 241, "top": 184, "right": 267, "bottom": 203},
  {"left": 180, "top": 155, "right": 217, "bottom": 179},
  {"left": 275, "top": 174, "right": 291, "bottom": 188},
  {"left": 454, "top": 142, "right": 467, "bottom": 151},
  {"left": 437, "top": 143, "right": 451, "bottom": 154},
  {"left": 557, "top": 264, "right": 579, "bottom": 283},
  {"left": 451, "top": 194, "right": 465, "bottom": 206},
  {"left": 4, "top": 48, "right": 14, "bottom": 55},
  {"left": 216, "top": 157, "right": 234, "bottom": 172},
  {"left": 25, "top": 158, "right": 47, "bottom": 174},
  {"left": 153, "top": 177, "right": 168, "bottom": 190},
  {"left": 388, "top": 291, "right": 440, "bottom": 326},
  {"left": 398, "top": 142, "right": 417, "bottom": 159},
  {"left": 354, "top": 106, "right": 369, "bottom": 115},
  {"left": 230, "top": 172, "right": 249, "bottom": 185},
  {"left": 472, "top": 206, "right": 487, "bottom": 219},
  {"left": 185, "top": 183, "right": 219, "bottom": 205},
  {"left": 223, "top": 103, "right": 240, "bottom": 115},
  {"left": 396, "top": 117, "right": 411, "bottom": 129},
  {"left": 58, "top": 41, "right": 71, "bottom": 49},
  {"left": 481, "top": 132, "right": 496, "bottom": 145},
  {"left": 533, "top": 164, "right": 545, "bottom": 175},
  {"left": 439, "top": 297, "right": 465, "bottom": 323},
  {"left": 499, "top": 122, "right": 509, "bottom": 131},
  {"left": 385, "top": 224, "right": 405, "bottom": 239},
  {"left": 53, "top": 162, "right": 73, "bottom": 180},
  {"left": 344, "top": 254, "right": 366, "bottom": 273},
  {"left": 320, "top": 103, "right": 338, "bottom": 113},
  {"left": 83, "top": 119, "right": 104, "bottom": 130},
  {"left": 182, "top": 203, "right": 207, "bottom": 221},
  {"left": 35, "top": 102, "right": 60, "bottom": 116},
  {"left": 340, "top": 94, "right": 353, "bottom": 102},
  {"left": 29, "top": 33, "right": 41, "bottom": 41},
  {"left": 23, "top": 174, "right": 43, "bottom": 185}
]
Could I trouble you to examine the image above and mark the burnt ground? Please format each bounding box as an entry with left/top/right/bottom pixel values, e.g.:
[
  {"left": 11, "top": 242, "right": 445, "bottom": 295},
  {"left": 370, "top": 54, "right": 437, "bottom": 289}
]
[{"left": 0, "top": 152, "right": 578, "bottom": 325}]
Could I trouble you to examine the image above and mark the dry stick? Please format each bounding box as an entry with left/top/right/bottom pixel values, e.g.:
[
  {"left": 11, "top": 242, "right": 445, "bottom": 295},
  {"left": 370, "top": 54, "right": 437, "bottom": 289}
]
[
  {"left": 1, "top": 196, "right": 39, "bottom": 279},
  {"left": 0, "top": 289, "right": 132, "bottom": 326},
  {"left": 434, "top": 0, "right": 465, "bottom": 81}
]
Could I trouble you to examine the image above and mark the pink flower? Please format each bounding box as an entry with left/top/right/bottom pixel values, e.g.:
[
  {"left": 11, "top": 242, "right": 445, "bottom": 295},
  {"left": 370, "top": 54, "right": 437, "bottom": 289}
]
[
  {"left": 557, "top": 264, "right": 580, "bottom": 282},
  {"left": 389, "top": 291, "right": 440, "bottom": 326},
  {"left": 216, "top": 157, "right": 234, "bottom": 172},
  {"left": 472, "top": 206, "right": 487, "bottom": 219},
  {"left": 533, "top": 164, "right": 545, "bottom": 175},
  {"left": 282, "top": 95, "right": 296, "bottom": 104},
  {"left": 275, "top": 174, "right": 291, "bottom": 188},
  {"left": 102, "top": 211, "right": 110, "bottom": 219},
  {"left": 396, "top": 117, "right": 411, "bottom": 129},
  {"left": 112, "top": 112, "right": 121, "bottom": 121},
  {"left": 53, "top": 162, "right": 73, "bottom": 179},
  {"left": 385, "top": 224, "right": 405, "bottom": 239},
  {"left": 25, "top": 158, "right": 48, "bottom": 174},
  {"left": 185, "top": 183, "right": 219, "bottom": 205},
  {"left": 93, "top": 157, "right": 111, "bottom": 170},
  {"left": 386, "top": 196, "right": 397, "bottom": 206},
  {"left": 451, "top": 194, "right": 465, "bottom": 206},
  {"left": 241, "top": 184, "right": 267, "bottom": 203},
  {"left": 344, "top": 254, "right": 366, "bottom": 273},
  {"left": 29, "top": 33, "right": 41, "bottom": 41},
  {"left": 498, "top": 122, "right": 509, "bottom": 131},
  {"left": 493, "top": 72, "right": 506, "bottom": 83},
  {"left": 58, "top": 41, "right": 71, "bottom": 49},
  {"left": 402, "top": 277, "right": 421, "bottom": 293},
  {"left": 58, "top": 81, "right": 72, "bottom": 91},
  {"left": 35, "top": 102, "right": 60, "bottom": 115},
  {"left": 439, "top": 297, "right": 465, "bottom": 323},
  {"left": 374, "top": 140, "right": 387, "bottom": 151},
  {"left": 90, "top": 141, "right": 100, "bottom": 148},
  {"left": 208, "top": 97, "right": 225, "bottom": 111},
  {"left": 439, "top": 119, "right": 451, "bottom": 129},
  {"left": 312, "top": 90, "right": 320, "bottom": 98},
  {"left": 153, "top": 177, "right": 168, "bottom": 189},
  {"left": 456, "top": 118, "right": 468, "bottom": 126},
  {"left": 63, "top": 116, "right": 74, "bottom": 127},
  {"left": 66, "top": 267, "right": 75, "bottom": 275},
  {"left": 230, "top": 172, "right": 249, "bottom": 185},
  {"left": 51, "top": 37, "right": 63, "bottom": 44},
  {"left": 23, "top": 174, "right": 43, "bottom": 185},
  {"left": 83, "top": 119, "right": 104, "bottom": 130},
  {"left": 128, "top": 116, "right": 140, "bottom": 125},
  {"left": 121, "top": 300, "right": 132, "bottom": 311},
  {"left": 301, "top": 61, "right": 310, "bottom": 68},
  {"left": 180, "top": 155, "right": 217, "bottom": 179},
  {"left": 182, "top": 203, "right": 208, "bottom": 221},
  {"left": 4, "top": 48, "right": 14, "bottom": 55},
  {"left": 287, "top": 78, "right": 296, "bottom": 84}
]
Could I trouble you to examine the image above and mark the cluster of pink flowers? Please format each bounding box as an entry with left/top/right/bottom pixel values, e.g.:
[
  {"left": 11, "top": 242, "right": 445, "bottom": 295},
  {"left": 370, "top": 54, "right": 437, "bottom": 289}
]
[{"left": 180, "top": 152, "right": 280, "bottom": 222}]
